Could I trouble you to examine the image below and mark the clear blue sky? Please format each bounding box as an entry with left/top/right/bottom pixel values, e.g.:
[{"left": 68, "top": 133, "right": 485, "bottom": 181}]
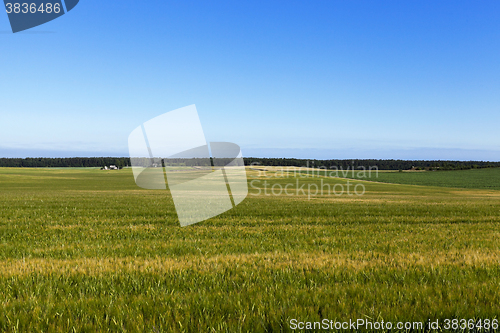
[{"left": 1, "top": 0, "right": 499, "bottom": 160}]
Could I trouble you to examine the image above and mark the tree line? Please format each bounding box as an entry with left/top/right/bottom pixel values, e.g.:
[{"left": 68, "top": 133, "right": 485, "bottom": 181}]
[
  {"left": 0, "top": 157, "right": 130, "bottom": 168},
  {"left": 0, "top": 157, "right": 499, "bottom": 170},
  {"left": 243, "top": 158, "right": 500, "bottom": 171}
]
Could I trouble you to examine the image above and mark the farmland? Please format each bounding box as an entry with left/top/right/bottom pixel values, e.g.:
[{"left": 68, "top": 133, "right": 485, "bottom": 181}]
[
  {"left": 338, "top": 167, "right": 500, "bottom": 191},
  {"left": 0, "top": 167, "right": 499, "bottom": 332}
]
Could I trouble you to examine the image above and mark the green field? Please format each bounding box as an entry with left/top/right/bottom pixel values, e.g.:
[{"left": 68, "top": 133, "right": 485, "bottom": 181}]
[
  {"left": 339, "top": 167, "right": 500, "bottom": 191},
  {"left": 1, "top": 167, "right": 500, "bottom": 332}
]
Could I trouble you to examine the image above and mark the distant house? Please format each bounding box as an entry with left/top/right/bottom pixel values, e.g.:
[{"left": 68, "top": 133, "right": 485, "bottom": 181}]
[{"left": 101, "top": 165, "right": 120, "bottom": 170}]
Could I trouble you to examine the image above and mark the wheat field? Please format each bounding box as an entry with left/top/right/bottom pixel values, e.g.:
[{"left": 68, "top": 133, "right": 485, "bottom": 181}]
[{"left": 0, "top": 167, "right": 499, "bottom": 332}]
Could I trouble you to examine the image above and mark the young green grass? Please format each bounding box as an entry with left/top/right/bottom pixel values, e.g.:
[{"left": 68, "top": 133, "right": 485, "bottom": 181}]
[
  {"left": 338, "top": 167, "right": 500, "bottom": 190},
  {"left": 0, "top": 167, "right": 499, "bottom": 332}
]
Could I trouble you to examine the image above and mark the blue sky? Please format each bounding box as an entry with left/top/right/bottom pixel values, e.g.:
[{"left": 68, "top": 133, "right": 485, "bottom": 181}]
[{"left": 1, "top": 0, "right": 499, "bottom": 160}]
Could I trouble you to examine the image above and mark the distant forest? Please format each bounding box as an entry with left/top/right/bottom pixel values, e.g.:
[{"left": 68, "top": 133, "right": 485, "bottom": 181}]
[
  {"left": 0, "top": 158, "right": 130, "bottom": 168},
  {"left": 244, "top": 158, "right": 500, "bottom": 171},
  {"left": 1, "top": 157, "right": 500, "bottom": 171}
]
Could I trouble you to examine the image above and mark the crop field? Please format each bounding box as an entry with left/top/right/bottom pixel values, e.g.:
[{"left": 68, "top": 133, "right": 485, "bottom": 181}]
[
  {"left": 1, "top": 167, "right": 500, "bottom": 332},
  {"left": 337, "top": 167, "right": 500, "bottom": 191}
]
